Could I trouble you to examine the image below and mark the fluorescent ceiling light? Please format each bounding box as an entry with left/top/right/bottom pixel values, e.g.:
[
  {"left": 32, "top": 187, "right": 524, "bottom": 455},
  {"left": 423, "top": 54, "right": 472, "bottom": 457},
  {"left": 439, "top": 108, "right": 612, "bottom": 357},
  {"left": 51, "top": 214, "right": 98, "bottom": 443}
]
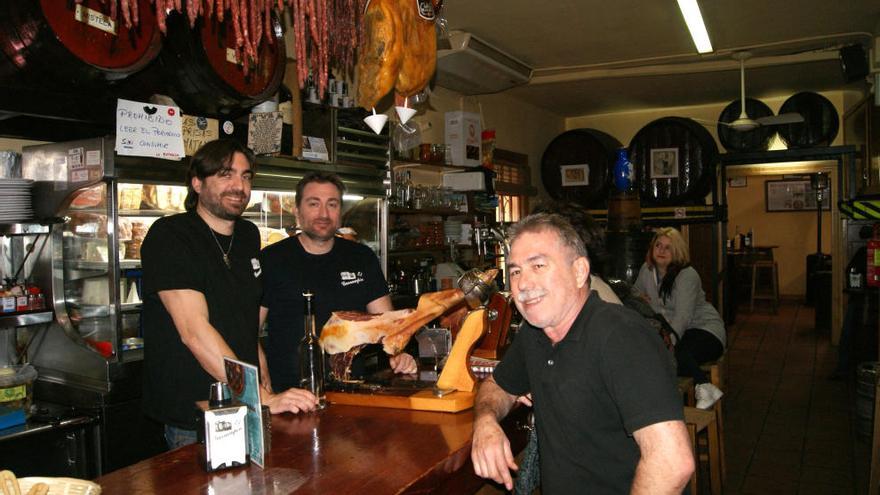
[
  {"left": 677, "top": 0, "right": 713, "bottom": 54},
  {"left": 343, "top": 194, "right": 365, "bottom": 201}
]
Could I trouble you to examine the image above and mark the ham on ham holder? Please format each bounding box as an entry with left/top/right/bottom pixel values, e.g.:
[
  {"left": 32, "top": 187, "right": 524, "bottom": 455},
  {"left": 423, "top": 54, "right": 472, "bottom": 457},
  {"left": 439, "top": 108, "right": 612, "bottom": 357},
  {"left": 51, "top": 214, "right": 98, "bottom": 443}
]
[{"left": 320, "top": 268, "right": 497, "bottom": 381}]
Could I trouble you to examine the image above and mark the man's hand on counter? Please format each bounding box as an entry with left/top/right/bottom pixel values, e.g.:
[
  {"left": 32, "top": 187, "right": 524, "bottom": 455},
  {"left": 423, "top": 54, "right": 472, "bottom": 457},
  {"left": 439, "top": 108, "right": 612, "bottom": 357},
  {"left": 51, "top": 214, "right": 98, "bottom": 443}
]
[
  {"left": 389, "top": 353, "right": 418, "bottom": 374},
  {"left": 472, "top": 415, "right": 518, "bottom": 490},
  {"left": 261, "top": 387, "right": 319, "bottom": 414}
]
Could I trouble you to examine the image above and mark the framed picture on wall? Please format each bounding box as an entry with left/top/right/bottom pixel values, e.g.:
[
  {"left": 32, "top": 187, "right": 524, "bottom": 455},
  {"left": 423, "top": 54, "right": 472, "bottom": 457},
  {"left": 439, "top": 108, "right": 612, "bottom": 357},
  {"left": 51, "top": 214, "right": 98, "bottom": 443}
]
[
  {"left": 650, "top": 148, "right": 678, "bottom": 178},
  {"left": 728, "top": 177, "right": 747, "bottom": 188},
  {"left": 765, "top": 179, "right": 831, "bottom": 212},
  {"left": 560, "top": 164, "right": 589, "bottom": 186}
]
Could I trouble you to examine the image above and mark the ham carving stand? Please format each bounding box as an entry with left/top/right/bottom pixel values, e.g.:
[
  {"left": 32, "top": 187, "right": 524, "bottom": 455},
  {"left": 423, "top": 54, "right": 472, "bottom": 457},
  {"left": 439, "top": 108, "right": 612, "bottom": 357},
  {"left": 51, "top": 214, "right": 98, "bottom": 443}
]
[{"left": 324, "top": 268, "right": 502, "bottom": 412}]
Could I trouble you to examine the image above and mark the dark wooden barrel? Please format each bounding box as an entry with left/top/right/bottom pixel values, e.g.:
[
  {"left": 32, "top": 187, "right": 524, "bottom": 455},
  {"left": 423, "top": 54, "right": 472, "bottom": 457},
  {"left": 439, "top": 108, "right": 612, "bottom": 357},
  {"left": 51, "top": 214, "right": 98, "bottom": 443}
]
[
  {"left": 126, "top": 11, "right": 286, "bottom": 117},
  {"left": 629, "top": 117, "right": 718, "bottom": 207},
  {"left": 777, "top": 92, "right": 839, "bottom": 148},
  {"left": 0, "top": 0, "right": 161, "bottom": 86},
  {"left": 541, "top": 129, "right": 622, "bottom": 208},
  {"left": 605, "top": 230, "right": 654, "bottom": 285},
  {"left": 717, "top": 98, "right": 775, "bottom": 152}
]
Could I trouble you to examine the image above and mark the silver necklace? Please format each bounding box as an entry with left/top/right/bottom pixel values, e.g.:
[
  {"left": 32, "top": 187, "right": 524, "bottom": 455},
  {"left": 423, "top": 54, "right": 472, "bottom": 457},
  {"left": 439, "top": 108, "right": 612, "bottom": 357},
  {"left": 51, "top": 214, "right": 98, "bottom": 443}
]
[{"left": 209, "top": 227, "right": 235, "bottom": 269}]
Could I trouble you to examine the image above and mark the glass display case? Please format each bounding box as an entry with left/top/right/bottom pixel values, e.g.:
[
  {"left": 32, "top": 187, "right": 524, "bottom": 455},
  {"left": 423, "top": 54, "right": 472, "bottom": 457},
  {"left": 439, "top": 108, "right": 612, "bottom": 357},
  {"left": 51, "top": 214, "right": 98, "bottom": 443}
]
[{"left": 20, "top": 136, "right": 387, "bottom": 473}]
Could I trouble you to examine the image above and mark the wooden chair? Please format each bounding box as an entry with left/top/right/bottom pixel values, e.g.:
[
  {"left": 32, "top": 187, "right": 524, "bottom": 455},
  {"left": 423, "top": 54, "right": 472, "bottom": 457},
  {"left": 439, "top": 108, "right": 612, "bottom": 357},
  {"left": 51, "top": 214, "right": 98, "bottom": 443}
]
[{"left": 684, "top": 406, "right": 722, "bottom": 495}]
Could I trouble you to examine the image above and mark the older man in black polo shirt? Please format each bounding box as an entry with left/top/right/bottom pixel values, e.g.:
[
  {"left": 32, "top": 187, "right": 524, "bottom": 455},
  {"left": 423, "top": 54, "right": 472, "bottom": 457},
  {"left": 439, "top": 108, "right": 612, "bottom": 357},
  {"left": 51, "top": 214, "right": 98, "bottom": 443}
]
[{"left": 471, "top": 213, "right": 694, "bottom": 494}]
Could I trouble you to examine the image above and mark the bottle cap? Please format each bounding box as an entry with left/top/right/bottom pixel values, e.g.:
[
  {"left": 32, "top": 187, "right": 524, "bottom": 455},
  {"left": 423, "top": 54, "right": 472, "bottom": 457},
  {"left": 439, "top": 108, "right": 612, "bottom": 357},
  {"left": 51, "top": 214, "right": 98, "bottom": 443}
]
[{"left": 209, "top": 382, "right": 231, "bottom": 407}]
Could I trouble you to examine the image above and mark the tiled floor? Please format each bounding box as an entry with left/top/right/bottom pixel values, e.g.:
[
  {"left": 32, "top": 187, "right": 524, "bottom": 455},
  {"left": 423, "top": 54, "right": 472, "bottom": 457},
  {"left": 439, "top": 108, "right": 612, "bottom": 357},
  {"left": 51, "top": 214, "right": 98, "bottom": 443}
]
[{"left": 722, "top": 300, "right": 871, "bottom": 494}]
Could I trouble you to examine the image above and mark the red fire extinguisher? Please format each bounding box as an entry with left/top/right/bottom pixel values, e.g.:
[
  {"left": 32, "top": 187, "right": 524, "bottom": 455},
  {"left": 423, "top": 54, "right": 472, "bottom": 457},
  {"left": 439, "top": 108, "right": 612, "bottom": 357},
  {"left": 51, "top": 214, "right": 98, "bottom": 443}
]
[{"left": 868, "top": 231, "right": 880, "bottom": 287}]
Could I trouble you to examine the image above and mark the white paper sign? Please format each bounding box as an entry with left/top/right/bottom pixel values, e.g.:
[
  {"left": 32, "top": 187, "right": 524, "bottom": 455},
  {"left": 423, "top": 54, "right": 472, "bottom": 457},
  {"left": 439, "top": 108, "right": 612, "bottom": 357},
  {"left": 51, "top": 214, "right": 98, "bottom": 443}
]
[
  {"left": 301, "top": 136, "right": 329, "bottom": 161},
  {"left": 115, "top": 99, "right": 185, "bottom": 160}
]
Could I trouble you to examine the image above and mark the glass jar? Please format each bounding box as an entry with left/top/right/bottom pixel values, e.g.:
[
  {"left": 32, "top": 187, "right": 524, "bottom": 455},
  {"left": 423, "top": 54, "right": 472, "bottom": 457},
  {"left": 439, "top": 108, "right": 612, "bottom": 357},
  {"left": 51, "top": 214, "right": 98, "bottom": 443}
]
[
  {"left": 420, "top": 143, "right": 433, "bottom": 162},
  {"left": 432, "top": 144, "right": 445, "bottom": 164}
]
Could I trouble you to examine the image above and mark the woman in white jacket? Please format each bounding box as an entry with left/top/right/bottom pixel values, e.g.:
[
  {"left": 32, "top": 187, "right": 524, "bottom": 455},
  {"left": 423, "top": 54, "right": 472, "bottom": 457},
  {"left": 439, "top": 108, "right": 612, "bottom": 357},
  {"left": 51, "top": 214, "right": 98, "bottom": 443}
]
[{"left": 634, "top": 227, "right": 726, "bottom": 409}]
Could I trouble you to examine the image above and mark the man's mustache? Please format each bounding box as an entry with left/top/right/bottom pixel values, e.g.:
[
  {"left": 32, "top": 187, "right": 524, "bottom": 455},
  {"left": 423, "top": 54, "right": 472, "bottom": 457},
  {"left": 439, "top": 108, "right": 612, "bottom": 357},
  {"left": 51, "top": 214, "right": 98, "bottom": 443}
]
[{"left": 516, "top": 289, "right": 547, "bottom": 303}]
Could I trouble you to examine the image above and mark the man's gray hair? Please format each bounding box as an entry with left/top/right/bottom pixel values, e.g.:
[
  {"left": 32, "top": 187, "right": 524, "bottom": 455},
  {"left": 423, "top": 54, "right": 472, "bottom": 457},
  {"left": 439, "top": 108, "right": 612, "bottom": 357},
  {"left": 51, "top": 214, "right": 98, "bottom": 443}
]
[{"left": 507, "top": 213, "right": 589, "bottom": 261}]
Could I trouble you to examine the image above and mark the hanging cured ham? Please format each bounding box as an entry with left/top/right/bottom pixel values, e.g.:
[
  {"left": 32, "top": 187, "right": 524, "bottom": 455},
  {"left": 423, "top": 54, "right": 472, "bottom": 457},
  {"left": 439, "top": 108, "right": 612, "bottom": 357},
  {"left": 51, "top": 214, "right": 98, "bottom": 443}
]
[
  {"left": 354, "top": 0, "right": 404, "bottom": 109},
  {"left": 394, "top": 0, "right": 437, "bottom": 97},
  {"left": 356, "top": 0, "right": 437, "bottom": 109}
]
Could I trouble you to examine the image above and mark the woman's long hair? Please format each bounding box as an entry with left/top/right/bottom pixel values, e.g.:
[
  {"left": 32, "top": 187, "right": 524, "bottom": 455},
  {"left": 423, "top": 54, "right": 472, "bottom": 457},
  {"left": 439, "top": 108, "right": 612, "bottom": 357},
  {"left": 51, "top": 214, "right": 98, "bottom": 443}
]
[{"left": 646, "top": 227, "right": 690, "bottom": 302}]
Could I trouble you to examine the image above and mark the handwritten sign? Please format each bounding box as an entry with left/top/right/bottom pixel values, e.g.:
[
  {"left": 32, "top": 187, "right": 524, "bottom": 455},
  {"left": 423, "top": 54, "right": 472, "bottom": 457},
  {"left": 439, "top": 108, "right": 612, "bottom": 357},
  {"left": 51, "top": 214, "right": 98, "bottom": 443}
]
[
  {"left": 182, "top": 115, "right": 219, "bottom": 156},
  {"left": 247, "top": 112, "right": 282, "bottom": 156},
  {"left": 115, "top": 99, "right": 185, "bottom": 160}
]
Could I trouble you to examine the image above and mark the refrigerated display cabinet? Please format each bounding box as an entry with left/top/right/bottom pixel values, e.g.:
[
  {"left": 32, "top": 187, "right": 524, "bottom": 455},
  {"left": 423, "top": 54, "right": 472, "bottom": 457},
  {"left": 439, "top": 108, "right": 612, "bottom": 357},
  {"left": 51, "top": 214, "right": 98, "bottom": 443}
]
[{"left": 21, "top": 136, "right": 387, "bottom": 473}]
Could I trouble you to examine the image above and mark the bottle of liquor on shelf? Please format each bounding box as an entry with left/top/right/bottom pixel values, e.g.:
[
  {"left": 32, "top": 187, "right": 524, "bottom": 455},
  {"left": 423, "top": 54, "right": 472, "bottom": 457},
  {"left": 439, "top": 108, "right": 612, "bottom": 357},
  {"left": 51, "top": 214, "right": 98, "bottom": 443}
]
[
  {"left": 404, "top": 171, "right": 415, "bottom": 209},
  {"left": 743, "top": 228, "right": 753, "bottom": 248},
  {"left": 299, "top": 291, "right": 326, "bottom": 409}
]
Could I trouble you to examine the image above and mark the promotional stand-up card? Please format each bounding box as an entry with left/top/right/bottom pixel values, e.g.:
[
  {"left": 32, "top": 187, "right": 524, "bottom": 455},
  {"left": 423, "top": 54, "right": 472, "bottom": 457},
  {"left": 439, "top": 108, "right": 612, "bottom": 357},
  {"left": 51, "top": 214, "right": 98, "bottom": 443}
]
[{"left": 223, "top": 357, "right": 265, "bottom": 467}]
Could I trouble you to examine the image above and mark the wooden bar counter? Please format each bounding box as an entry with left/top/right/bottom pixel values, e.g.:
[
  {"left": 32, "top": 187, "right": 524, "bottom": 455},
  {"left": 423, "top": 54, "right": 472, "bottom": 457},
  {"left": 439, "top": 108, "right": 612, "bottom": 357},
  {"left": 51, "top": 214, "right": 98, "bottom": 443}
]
[{"left": 96, "top": 404, "right": 529, "bottom": 494}]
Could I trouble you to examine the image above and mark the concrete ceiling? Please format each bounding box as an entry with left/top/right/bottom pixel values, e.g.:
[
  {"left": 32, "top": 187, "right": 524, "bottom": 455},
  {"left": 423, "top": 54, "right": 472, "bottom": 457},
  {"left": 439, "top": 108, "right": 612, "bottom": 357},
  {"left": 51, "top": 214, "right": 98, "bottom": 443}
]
[{"left": 440, "top": 0, "right": 880, "bottom": 116}]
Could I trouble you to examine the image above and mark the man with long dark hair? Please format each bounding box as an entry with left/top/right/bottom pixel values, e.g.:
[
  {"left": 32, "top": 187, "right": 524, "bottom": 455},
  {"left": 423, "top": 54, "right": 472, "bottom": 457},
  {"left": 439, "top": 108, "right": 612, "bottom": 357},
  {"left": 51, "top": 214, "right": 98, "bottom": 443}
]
[{"left": 142, "top": 139, "right": 317, "bottom": 449}]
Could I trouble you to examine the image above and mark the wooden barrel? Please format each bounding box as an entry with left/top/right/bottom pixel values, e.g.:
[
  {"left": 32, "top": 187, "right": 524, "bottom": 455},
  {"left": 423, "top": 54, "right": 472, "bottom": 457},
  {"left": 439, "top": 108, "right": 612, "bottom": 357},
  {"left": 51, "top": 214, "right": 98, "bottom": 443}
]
[
  {"left": 126, "top": 10, "right": 286, "bottom": 117},
  {"left": 777, "top": 92, "right": 839, "bottom": 148},
  {"left": 606, "top": 192, "right": 641, "bottom": 233},
  {"left": 540, "top": 129, "right": 622, "bottom": 208},
  {"left": 0, "top": 0, "right": 161, "bottom": 86},
  {"left": 629, "top": 117, "right": 718, "bottom": 207},
  {"left": 717, "top": 98, "right": 775, "bottom": 152},
  {"left": 605, "top": 230, "right": 654, "bottom": 285}
]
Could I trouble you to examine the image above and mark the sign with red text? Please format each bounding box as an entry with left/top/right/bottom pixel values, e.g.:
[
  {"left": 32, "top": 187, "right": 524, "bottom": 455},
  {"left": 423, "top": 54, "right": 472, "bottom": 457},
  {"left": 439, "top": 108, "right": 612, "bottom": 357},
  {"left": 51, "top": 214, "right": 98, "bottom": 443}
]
[{"left": 115, "top": 99, "right": 185, "bottom": 160}]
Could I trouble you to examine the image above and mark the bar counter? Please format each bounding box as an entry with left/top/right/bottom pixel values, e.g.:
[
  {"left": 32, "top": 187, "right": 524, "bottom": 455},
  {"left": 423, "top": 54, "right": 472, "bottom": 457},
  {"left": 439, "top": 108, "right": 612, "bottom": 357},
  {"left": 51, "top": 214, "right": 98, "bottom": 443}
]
[{"left": 96, "top": 404, "right": 529, "bottom": 494}]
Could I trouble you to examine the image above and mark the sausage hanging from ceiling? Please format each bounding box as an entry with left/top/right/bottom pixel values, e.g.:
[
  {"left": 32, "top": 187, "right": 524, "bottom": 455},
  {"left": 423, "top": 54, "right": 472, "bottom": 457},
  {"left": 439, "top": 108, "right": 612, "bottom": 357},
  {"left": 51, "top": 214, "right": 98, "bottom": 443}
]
[{"left": 74, "top": 0, "right": 363, "bottom": 98}]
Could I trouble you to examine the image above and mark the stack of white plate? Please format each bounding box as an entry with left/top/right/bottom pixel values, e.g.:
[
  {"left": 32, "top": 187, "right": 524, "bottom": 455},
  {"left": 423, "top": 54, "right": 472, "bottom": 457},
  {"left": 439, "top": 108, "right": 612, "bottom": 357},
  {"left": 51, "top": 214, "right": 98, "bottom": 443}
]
[
  {"left": 0, "top": 179, "right": 34, "bottom": 223},
  {"left": 443, "top": 219, "right": 462, "bottom": 244}
]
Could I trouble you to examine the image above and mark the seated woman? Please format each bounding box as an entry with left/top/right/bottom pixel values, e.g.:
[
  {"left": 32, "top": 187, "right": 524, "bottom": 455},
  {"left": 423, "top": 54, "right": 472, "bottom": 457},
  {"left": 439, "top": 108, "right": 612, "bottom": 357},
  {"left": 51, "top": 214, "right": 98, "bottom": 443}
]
[{"left": 634, "top": 227, "right": 726, "bottom": 409}]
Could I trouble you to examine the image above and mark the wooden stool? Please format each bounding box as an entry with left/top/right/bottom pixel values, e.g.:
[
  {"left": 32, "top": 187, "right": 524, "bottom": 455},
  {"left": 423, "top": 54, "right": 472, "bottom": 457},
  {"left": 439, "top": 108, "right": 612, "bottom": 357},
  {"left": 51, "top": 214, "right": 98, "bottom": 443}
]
[
  {"left": 700, "top": 354, "right": 727, "bottom": 485},
  {"left": 684, "top": 407, "right": 722, "bottom": 495},
  {"left": 678, "top": 376, "right": 695, "bottom": 407},
  {"left": 750, "top": 260, "right": 779, "bottom": 313}
]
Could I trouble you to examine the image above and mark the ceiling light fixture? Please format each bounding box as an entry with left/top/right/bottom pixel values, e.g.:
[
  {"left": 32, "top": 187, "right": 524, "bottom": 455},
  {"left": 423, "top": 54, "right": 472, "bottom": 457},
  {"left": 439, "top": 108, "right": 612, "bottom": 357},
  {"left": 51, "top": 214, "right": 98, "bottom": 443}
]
[{"left": 677, "top": 0, "right": 713, "bottom": 54}]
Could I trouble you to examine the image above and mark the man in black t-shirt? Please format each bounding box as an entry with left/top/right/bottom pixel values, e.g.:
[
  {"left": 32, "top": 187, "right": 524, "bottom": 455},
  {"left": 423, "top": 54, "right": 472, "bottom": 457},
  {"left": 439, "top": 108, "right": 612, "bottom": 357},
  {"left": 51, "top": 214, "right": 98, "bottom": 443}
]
[
  {"left": 260, "top": 172, "right": 417, "bottom": 392},
  {"left": 471, "top": 213, "right": 694, "bottom": 494},
  {"left": 141, "top": 139, "right": 317, "bottom": 450}
]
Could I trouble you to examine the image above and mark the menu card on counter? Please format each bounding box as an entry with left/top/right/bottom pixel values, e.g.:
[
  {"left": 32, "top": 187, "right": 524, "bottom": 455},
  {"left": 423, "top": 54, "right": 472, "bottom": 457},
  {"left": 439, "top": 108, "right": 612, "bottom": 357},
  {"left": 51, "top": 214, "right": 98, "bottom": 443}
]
[
  {"left": 223, "top": 357, "right": 265, "bottom": 467},
  {"left": 115, "top": 98, "right": 185, "bottom": 160}
]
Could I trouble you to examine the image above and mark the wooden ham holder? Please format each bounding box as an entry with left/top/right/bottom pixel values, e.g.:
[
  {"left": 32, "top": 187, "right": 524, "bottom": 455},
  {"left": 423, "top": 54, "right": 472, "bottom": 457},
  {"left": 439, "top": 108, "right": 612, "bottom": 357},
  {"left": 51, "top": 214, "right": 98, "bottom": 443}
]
[
  {"left": 326, "top": 270, "right": 498, "bottom": 413},
  {"left": 325, "top": 307, "right": 488, "bottom": 412}
]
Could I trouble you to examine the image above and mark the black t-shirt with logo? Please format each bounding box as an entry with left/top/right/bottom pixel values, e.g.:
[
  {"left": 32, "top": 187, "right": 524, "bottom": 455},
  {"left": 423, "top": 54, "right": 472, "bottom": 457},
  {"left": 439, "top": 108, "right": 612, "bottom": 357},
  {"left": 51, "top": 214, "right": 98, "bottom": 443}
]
[
  {"left": 141, "top": 211, "right": 262, "bottom": 430},
  {"left": 260, "top": 236, "right": 389, "bottom": 391}
]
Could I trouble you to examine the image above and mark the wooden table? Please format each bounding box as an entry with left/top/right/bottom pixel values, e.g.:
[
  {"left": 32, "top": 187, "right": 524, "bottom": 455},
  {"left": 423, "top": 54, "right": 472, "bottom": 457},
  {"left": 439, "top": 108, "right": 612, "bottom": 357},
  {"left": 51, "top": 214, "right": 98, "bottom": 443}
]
[{"left": 96, "top": 404, "right": 529, "bottom": 494}]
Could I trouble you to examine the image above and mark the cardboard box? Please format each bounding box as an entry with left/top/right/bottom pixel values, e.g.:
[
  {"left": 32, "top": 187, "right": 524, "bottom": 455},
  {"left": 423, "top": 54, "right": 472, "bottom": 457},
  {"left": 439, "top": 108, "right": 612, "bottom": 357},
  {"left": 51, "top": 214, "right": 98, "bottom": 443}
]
[
  {"left": 444, "top": 111, "right": 481, "bottom": 167},
  {"left": 443, "top": 171, "right": 486, "bottom": 191}
]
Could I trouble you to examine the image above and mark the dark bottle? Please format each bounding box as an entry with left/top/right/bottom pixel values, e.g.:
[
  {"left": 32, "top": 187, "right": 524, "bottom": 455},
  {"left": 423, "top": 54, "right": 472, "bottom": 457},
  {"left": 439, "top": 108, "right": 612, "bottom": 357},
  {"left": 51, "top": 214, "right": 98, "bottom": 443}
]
[{"left": 299, "top": 291, "right": 326, "bottom": 409}]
